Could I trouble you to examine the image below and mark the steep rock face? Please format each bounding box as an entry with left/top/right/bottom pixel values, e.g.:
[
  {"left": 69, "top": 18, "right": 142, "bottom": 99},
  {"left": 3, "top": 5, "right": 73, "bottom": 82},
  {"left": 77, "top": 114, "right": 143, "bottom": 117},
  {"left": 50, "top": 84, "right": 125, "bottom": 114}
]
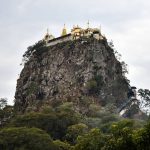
[{"left": 15, "top": 38, "right": 129, "bottom": 113}]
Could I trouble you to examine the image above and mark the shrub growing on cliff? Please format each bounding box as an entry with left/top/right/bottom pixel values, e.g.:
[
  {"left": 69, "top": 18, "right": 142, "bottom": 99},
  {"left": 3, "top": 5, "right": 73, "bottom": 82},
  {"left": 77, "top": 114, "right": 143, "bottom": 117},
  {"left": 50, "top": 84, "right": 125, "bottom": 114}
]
[
  {"left": 86, "top": 75, "right": 104, "bottom": 95},
  {"left": 86, "top": 79, "right": 98, "bottom": 94},
  {"left": 27, "top": 82, "right": 38, "bottom": 95},
  {"left": 22, "top": 40, "right": 47, "bottom": 63}
]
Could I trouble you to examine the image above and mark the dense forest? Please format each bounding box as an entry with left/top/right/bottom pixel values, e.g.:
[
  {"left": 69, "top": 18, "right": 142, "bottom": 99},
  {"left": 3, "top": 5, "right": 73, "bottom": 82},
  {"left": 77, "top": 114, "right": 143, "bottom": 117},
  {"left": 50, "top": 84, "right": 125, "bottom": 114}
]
[{"left": 0, "top": 97, "right": 150, "bottom": 150}]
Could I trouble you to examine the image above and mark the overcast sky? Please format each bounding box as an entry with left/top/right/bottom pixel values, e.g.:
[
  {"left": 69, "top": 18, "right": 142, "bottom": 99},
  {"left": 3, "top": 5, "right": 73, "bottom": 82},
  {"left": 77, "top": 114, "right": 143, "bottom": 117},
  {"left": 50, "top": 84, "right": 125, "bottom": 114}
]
[{"left": 0, "top": 0, "right": 150, "bottom": 104}]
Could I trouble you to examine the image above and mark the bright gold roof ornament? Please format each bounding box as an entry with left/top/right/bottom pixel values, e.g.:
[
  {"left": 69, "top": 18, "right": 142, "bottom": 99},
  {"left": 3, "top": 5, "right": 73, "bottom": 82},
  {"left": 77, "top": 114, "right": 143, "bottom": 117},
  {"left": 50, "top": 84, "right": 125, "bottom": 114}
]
[
  {"left": 87, "top": 20, "right": 90, "bottom": 28},
  {"left": 61, "top": 24, "right": 67, "bottom": 36},
  {"left": 44, "top": 28, "right": 54, "bottom": 41}
]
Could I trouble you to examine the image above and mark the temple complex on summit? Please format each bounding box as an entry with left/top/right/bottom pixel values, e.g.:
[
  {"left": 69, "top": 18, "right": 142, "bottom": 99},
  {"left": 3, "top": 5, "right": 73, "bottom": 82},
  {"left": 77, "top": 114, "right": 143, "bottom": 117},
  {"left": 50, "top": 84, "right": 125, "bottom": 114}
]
[{"left": 43, "top": 22, "right": 104, "bottom": 46}]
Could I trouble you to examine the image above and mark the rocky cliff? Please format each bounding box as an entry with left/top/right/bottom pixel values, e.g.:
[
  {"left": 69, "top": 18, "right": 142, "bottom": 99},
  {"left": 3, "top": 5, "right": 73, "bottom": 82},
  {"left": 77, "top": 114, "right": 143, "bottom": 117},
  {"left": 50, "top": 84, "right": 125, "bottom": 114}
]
[{"left": 15, "top": 37, "right": 129, "bottom": 113}]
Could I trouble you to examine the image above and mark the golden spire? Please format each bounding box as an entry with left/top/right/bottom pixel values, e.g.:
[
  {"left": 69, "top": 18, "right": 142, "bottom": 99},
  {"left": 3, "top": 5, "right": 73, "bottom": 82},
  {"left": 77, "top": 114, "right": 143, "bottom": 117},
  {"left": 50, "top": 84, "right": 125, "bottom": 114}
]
[
  {"left": 47, "top": 28, "right": 49, "bottom": 35},
  {"left": 44, "top": 28, "right": 50, "bottom": 40},
  {"left": 44, "top": 28, "right": 55, "bottom": 41},
  {"left": 87, "top": 20, "right": 90, "bottom": 28},
  {"left": 99, "top": 25, "right": 101, "bottom": 34},
  {"left": 61, "top": 24, "right": 67, "bottom": 36}
]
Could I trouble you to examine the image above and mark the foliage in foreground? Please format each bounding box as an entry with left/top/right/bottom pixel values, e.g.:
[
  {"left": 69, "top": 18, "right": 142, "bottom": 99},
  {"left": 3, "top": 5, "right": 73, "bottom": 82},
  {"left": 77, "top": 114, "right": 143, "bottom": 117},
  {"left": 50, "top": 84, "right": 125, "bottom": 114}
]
[
  {"left": 0, "top": 127, "right": 57, "bottom": 150},
  {"left": 0, "top": 101, "right": 149, "bottom": 150},
  {"left": 74, "top": 120, "right": 150, "bottom": 150},
  {"left": 0, "top": 119, "right": 150, "bottom": 150}
]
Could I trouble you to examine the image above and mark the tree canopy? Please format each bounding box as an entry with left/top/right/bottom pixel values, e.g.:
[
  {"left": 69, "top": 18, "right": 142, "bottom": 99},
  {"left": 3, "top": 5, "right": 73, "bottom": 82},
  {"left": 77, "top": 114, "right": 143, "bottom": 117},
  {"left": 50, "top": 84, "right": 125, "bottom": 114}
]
[{"left": 0, "top": 127, "right": 57, "bottom": 150}]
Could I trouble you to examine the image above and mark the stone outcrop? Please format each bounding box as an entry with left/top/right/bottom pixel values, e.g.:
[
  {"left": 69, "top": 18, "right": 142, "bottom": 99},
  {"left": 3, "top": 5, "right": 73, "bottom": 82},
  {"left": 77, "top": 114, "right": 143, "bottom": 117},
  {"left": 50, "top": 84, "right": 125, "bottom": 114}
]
[{"left": 15, "top": 38, "right": 129, "bottom": 113}]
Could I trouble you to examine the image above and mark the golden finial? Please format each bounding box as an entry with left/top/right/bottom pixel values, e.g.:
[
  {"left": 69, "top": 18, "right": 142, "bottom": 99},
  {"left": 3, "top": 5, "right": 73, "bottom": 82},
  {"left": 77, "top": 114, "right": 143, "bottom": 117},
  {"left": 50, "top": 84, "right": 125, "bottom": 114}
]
[
  {"left": 61, "top": 24, "right": 67, "bottom": 36},
  {"left": 99, "top": 25, "right": 101, "bottom": 33},
  {"left": 87, "top": 20, "right": 90, "bottom": 28},
  {"left": 46, "top": 28, "right": 49, "bottom": 35},
  {"left": 44, "top": 28, "right": 55, "bottom": 41}
]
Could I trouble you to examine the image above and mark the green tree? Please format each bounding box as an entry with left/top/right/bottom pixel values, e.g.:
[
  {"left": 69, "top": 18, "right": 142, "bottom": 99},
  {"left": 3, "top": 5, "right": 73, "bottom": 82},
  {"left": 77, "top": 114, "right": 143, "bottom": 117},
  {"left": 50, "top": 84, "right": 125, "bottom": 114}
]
[
  {"left": 53, "top": 140, "right": 72, "bottom": 150},
  {"left": 65, "top": 123, "right": 88, "bottom": 144},
  {"left": 0, "top": 127, "right": 57, "bottom": 150},
  {"left": 105, "top": 127, "right": 136, "bottom": 150},
  {"left": 22, "top": 40, "right": 46, "bottom": 63},
  {"left": 138, "top": 89, "right": 150, "bottom": 111},
  {"left": 55, "top": 103, "right": 81, "bottom": 139},
  {"left": 133, "top": 122, "right": 150, "bottom": 150},
  {"left": 0, "top": 98, "right": 7, "bottom": 109},
  {"left": 74, "top": 128, "right": 105, "bottom": 150},
  {"left": 104, "top": 120, "right": 137, "bottom": 150},
  {"left": 0, "top": 105, "right": 14, "bottom": 126},
  {"left": 10, "top": 112, "right": 58, "bottom": 138},
  {"left": 110, "top": 119, "right": 134, "bottom": 136},
  {"left": 10, "top": 103, "right": 81, "bottom": 139}
]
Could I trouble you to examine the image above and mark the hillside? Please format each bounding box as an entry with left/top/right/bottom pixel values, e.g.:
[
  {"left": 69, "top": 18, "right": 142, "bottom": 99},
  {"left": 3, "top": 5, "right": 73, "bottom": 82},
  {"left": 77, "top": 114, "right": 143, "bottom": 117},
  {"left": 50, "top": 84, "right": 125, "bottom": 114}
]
[
  {"left": 15, "top": 37, "right": 129, "bottom": 113},
  {"left": 0, "top": 34, "right": 149, "bottom": 150}
]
